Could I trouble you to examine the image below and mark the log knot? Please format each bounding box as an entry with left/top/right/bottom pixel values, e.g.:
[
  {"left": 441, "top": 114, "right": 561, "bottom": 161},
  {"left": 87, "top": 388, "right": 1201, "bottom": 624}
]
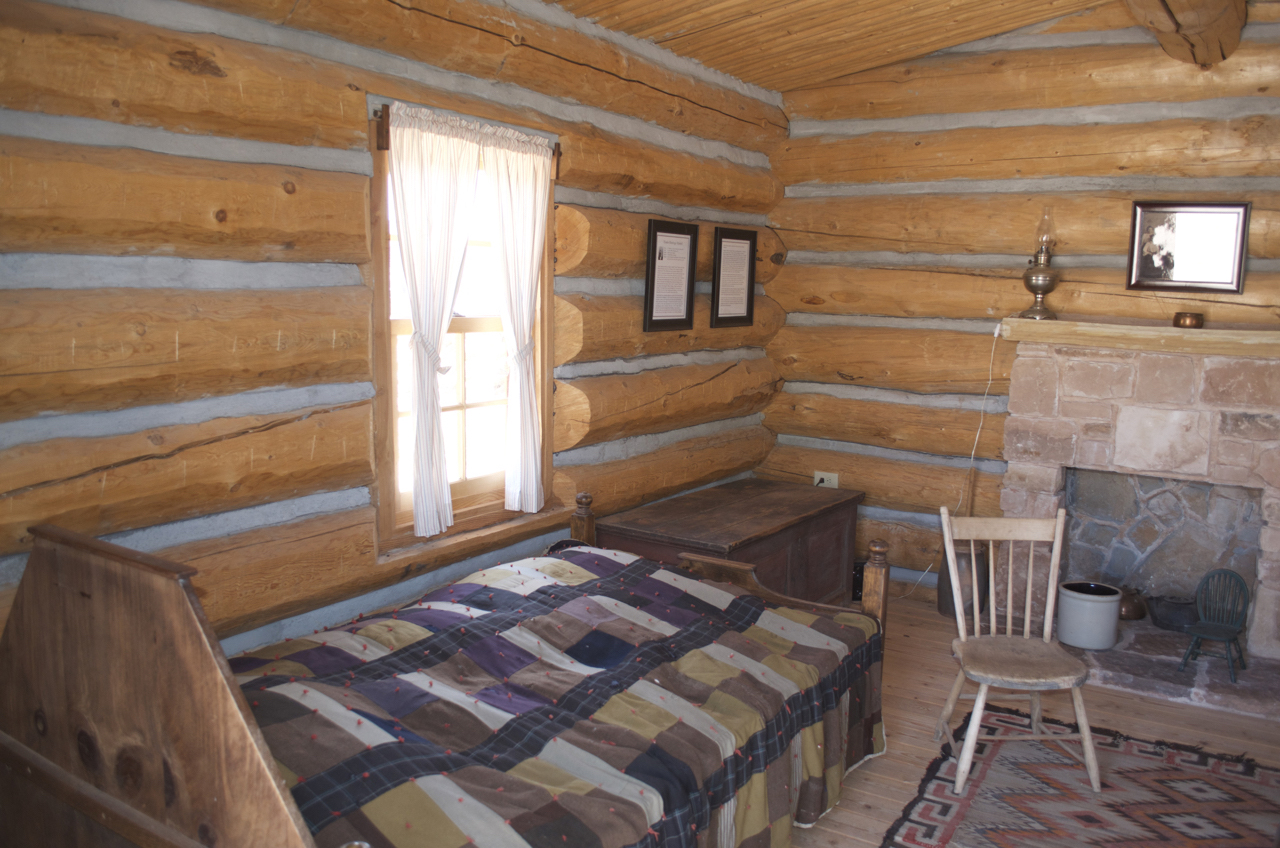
[{"left": 169, "top": 49, "right": 227, "bottom": 78}]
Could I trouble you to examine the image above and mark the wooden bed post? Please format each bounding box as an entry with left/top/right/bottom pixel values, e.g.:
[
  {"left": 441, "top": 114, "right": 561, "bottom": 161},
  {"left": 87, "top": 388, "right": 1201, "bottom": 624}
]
[
  {"left": 864, "top": 538, "right": 890, "bottom": 628},
  {"left": 0, "top": 526, "right": 315, "bottom": 848},
  {"left": 569, "top": 492, "right": 596, "bottom": 546}
]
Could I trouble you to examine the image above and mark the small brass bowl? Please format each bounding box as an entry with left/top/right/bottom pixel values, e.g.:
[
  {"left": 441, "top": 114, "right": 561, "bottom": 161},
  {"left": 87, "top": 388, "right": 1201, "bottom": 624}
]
[{"left": 1173, "top": 312, "right": 1204, "bottom": 329}]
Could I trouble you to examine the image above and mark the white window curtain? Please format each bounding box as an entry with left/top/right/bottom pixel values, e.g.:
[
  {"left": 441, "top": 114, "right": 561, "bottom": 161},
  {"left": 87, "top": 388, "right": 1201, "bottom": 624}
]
[
  {"left": 388, "top": 103, "right": 552, "bottom": 534},
  {"left": 387, "top": 104, "right": 482, "bottom": 537},
  {"left": 487, "top": 129, "right": 553, "bottom": 513}
]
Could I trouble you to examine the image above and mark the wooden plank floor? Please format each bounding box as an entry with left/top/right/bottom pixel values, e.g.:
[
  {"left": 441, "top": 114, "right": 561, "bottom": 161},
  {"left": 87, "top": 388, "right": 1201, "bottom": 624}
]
[{"left": 794, "top": 592, "right": 1280, "bottom": 848}]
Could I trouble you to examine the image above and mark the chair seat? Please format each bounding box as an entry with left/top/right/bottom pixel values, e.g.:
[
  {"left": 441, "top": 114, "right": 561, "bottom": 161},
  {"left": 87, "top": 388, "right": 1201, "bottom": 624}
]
[
  {"left": 953, "top": 636, "right": 1088, "bottom": 690},
  {"left": 1185, "top": 621, "right": 1242, "bottom": 641}
]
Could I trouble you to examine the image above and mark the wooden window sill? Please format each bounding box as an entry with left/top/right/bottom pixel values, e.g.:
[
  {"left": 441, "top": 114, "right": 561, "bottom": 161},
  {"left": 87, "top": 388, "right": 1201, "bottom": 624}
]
[{"left": 376, "top": 505, "right": 573, "bottom": 578}]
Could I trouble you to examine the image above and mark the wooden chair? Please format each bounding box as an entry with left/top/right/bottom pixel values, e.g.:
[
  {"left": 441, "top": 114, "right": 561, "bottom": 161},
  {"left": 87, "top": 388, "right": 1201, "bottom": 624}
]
[
  {"left": 934, "top": 507, "right": 1101, "bottom": 793},
  {"left": 1179, "top": 568, "right": 1250, "bottom": 683}
]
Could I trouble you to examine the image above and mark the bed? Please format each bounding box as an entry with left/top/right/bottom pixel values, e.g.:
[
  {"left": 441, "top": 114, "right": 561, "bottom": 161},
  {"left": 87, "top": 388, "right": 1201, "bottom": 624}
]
[{"left": 0, "top": 494, "right": 888, "bottom": 848}]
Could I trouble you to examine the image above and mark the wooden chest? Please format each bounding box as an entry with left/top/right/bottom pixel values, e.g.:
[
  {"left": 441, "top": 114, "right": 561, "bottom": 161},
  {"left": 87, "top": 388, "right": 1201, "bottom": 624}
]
[{"left": 595, "top": 477, "right": 864, "bottom": 605}]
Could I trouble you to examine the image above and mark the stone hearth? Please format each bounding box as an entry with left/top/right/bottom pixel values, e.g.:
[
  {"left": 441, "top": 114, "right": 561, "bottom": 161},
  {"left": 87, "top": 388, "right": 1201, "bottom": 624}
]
[
  {"left": 1063, "top": 468, "right": 1262, "bottom": 597},
  {"left": 1000, "top": 325, "right": 1280, "bottom": 659}
]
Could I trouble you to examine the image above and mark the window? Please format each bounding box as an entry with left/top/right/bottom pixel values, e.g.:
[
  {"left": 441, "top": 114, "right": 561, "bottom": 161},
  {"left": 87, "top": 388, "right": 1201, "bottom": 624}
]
[{"left": 372, "top": 105, "right": 554, "bottom": 547}]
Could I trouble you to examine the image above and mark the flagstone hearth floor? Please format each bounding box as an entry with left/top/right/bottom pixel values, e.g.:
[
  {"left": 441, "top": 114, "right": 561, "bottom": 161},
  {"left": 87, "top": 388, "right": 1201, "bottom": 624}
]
[
  {"left": 1062, "top": 615, "right": 1280, "bottom": 722},
  {"left": 792, "top": 591, "right": 1280, "bottom": 848}
]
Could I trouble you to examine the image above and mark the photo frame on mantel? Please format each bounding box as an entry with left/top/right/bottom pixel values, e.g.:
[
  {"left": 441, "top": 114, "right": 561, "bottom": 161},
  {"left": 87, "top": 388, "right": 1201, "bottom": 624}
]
[
  {"left": 1125, "top": 201, "right": 1250, "bottom": 294},
  {"left": 643, "top": 219, "right": 698, "bottom": 332},
  {"left": 710, "top": 227, "right": 757, "bottom": 328}
]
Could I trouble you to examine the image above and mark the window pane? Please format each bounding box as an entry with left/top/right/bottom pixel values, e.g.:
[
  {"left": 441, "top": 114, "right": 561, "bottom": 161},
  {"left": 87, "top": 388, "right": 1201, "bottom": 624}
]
[
  {"left": 452, "top": 169, "right": 504, "bottom": 319},
  {"left": 465, "top": 332, "right": 508, "bottom": 403},
  {"left": 441, "top": 409, "right": 462, "bottom": 483},
  {"left": 438, "top": 333, "right": 460, "bottom": 407},
  {"left": 466, "top": 405, "right": 506, "bottom": 479},
  {"left": 396, "top": 413, "right": 414, "bottom": 494}
]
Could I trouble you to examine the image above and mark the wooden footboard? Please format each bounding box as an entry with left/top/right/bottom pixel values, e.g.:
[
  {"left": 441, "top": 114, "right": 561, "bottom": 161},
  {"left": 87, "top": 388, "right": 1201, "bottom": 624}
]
[
  {"left": 571, "top": 491, "right": 890, "bottom": 627},
  {"left": 0, "top": 490, "right": 888, "bottom": 847},
  {"left": 679, "top": 539, "right": 890, "bottom": 626}
]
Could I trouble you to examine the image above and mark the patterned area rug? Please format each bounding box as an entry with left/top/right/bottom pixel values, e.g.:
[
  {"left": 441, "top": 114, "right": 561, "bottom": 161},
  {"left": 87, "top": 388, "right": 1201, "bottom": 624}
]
[{"left": 882, "top": 707, "right": 1280, "bottom": 847}]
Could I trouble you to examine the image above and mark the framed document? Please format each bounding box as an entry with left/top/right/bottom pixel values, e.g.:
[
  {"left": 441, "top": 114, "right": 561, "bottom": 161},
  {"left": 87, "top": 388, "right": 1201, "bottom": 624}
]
[
  {"left": 1125, "top": 201, "right": 1250, "bottom": 293},
  {"left": 710, "top": 227, "right": 756, "bottom": 328},
  {"left": 643, "top": 220, "right": 698, "bottom": 332}
]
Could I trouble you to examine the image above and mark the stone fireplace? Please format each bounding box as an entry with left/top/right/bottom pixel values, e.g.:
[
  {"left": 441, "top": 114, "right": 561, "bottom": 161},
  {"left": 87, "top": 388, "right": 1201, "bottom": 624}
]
[
  {"left": 1062, "top": 468, "right": 1262, "bottom": 598},
  {"left": 999, "top": 320, "right": 1280, "bottom": 659}
]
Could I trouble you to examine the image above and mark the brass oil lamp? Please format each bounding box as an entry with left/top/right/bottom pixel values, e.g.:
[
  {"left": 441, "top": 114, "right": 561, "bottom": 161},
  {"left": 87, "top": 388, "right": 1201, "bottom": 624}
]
[{"left": 1019, "top": 207, "right": 1060, "bottom": 320}]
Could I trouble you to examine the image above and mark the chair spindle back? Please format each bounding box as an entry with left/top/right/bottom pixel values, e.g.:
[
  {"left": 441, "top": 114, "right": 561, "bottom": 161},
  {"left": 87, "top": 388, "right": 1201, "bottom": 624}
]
[
  {"left": 940, "top": 507, "right": 1067, "bottom": 643},
  {"left": 1196, "top": 568, "right": 1249, "bottom": 629}
]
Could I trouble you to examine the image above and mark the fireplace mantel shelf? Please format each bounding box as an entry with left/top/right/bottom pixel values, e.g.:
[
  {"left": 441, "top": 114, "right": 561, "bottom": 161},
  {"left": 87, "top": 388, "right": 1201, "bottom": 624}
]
[{"left": 1000, "top": 318, "right": 1280, "bottom": 358}]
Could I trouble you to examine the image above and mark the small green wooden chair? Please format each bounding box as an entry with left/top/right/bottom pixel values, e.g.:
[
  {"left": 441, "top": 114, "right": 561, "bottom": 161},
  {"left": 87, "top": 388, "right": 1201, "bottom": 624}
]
[{"left": 1178, "top": 568, "right": 1249, "bottom": 683}]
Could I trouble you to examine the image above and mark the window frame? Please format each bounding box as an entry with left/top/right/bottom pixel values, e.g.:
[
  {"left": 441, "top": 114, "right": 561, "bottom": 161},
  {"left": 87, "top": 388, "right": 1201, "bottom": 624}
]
[{"left": 369, "top": 108, "right": 556, "bottom": 553}]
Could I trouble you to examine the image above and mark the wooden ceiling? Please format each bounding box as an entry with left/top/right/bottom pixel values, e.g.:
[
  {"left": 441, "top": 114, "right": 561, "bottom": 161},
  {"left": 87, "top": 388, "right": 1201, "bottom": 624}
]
[{"left": 542, "top": 0, "right": 1114, "bottom": 92}]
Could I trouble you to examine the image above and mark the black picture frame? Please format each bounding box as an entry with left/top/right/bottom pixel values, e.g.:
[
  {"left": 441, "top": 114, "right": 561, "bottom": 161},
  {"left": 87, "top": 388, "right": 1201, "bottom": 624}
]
[
  {"left": 710, "top": 227, "right": 757, "bottom": 328},
  {"left": 643, "top": 219, "right": 698, "bottom": 332},
  {"left": 1125, "top": 201, "right": 1250, "bottom": 294}
]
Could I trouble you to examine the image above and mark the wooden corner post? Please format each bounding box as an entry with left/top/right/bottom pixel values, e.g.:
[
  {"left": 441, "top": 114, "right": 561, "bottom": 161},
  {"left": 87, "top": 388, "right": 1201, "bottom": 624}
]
[
  {"left": 569, "top": 492, "right": 596, "bottom": 546},
  {"left": 864, "top": 539, "right": 890, "bottom": 629}
]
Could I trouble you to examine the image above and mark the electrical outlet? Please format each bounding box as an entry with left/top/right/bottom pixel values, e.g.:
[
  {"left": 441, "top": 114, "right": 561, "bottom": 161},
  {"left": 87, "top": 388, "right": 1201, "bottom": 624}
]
[{"left": 813, "top": 471, "right": 838, "bottom": 488}]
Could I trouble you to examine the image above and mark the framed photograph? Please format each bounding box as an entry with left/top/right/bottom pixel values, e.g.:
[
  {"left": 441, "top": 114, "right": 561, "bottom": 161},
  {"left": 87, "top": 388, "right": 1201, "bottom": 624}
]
[
  {"left": 710, "top": 227, "right": 757, "bottom": 328},
  {"left": 643, "top": 220, "right": 698, "bottom": 332},
  {"left": 1125, "top": 201, "right": 1250, "bottom": 293}
]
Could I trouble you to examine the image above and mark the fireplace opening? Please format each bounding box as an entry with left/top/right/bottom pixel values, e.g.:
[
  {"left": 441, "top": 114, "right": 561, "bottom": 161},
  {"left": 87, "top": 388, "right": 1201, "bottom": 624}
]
[{"left": 1062, "top": 468, "right": 1262, "bottom": 601}]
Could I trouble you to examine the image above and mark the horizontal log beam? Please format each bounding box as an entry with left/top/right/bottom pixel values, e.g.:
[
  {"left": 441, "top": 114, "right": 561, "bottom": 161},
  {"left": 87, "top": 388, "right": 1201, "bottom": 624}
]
[
  {"left": 855, "top": 516, "right": 944, "bottom": 573},
  {"left": 756, "top": 444, "right": 1003, "bottom": 516},
  {"left": 0, "top": 0, "right": 367, "bottom": 150},
  {"left": 182, "top": 0, "right": 787, "bottom": 154},
  {"left": 357, "top": 72, "right": 778, "bottom": 213},
  {"left": 770, "top": 191, "right": 1280, "bottom": 258},
  {"left": 0, "top": 136, "right": 370, "bottom": 263},
  {"left": 552, "top": 425, "right": 775, "bottom": 516},
  {"left": 558, "top": 130, "right": 779, "bottom": 214},
  {"left": 554, "top": 205, "right": 786, "bottom": 283},
  {"left": 764, "top": 393, "right": 1006, "bottom": 460},
  {"left": 767, "top": 326, "right": 1016, "bottom": 394},
  {"left": 160, "top": 508, "right": 377, "bottom": 636},
  {"left": 764, "top": 264, "right": 1280, "bottom": 325},
  {"left": 772, "top": 116, "right": 1280, "bottom": 186},
  {"left": 0, "top": 403, "right": 373, "bottom": 555},
  {"left": 2, "top": 2, "right": 778, "bottom": 213},
  {"left": 554, "top": 357, "right": 781, "bottom": 451},
  {"left": 0, "top": 287, "right": 371, "bottom": 421},
  {"left": 554, "top": 293, "right": 786, "bottom": 365},
  {"left": 783, "top": 41, "right": 1280, "bottom": 122}
]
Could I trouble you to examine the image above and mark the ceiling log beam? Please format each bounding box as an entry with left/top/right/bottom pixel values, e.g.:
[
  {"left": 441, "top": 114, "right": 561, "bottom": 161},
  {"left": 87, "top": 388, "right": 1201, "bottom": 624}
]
[{"left": 1123, "top": 0, "right": 1247, "bottom": 66}]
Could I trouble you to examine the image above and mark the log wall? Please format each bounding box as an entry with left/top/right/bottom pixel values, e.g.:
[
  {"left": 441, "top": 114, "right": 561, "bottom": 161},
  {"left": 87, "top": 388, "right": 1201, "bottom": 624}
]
[
  {"left": 0, "top": 0, "right": 784, "bottom": 637},
  {"left": 763, "top": 0, "right": 1280, "bottom": 573}
]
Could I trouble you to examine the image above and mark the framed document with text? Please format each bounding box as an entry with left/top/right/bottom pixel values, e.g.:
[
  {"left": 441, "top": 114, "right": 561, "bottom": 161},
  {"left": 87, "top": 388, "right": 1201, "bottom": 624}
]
[
  {"left": 643, "top": 219, "right": 698, "bottom": 332},
  {"left": 710, "top": 227, "right": 756, "bottom": 328}
]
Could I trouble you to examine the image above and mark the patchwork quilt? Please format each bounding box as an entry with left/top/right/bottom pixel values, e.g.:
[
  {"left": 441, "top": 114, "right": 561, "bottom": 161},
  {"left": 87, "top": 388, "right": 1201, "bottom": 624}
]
[{"left": 231, "top": 544, "right": 884, "bottom": 848}]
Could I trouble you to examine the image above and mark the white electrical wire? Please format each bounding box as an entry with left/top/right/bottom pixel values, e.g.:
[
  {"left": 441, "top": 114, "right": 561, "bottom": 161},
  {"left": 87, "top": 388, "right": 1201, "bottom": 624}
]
[{"left": 893, "top": 324, "right": 1001, "bottom": 601}]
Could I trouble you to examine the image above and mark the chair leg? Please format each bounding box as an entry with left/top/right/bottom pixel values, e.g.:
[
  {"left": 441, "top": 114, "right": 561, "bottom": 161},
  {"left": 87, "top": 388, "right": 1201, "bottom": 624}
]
[
  {"left": 1070, "top": 686, "right": 1101, "bottom": 793},
  {"left": 1234, "top": 638, "right": 1247, "bottom": 670},
  {"left": 1178, "top": 636, "right": 1202, "bottom": 671},
  {"left": 1030, "top": 691, "right": 1043, "bottom": 735},
  {"left": 935, "top": 669, "right": 967, "bottom": 743},
  {"left": 1226, "top": 639, "right": 1238, "bottom": 684},
  {"left": 954, "top": 683, "right": 989, "bottom": 794}
]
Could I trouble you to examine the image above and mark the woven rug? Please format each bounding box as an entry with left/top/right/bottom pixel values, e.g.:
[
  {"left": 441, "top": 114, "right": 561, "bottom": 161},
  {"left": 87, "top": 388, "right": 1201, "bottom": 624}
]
[{"left": 882, "top": 707, "right": 1280, "bottom": 848}]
